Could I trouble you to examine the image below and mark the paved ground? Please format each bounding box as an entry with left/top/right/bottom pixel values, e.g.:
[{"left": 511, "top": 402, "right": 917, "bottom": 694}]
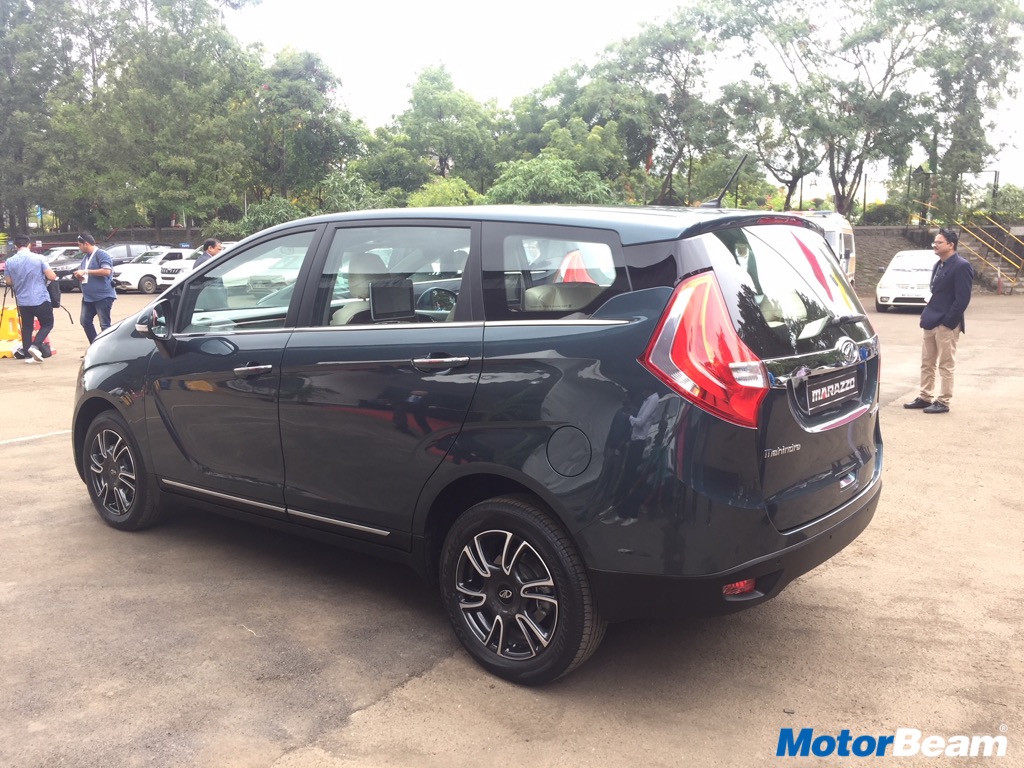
[{"left": 1, "top": 289, "right": 1022, "bottom": 767}]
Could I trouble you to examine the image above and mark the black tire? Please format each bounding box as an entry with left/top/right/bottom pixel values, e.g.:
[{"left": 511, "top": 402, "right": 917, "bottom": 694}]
[
  {"left": 83, "top": 411, "right": 166, "bottom": 531},
  {"left": 874, "top": 299, "right": 888, "bottom": 313},
  {"left": 139, "top": 275, "right": 157, "bottom": 294},
  {"left": 439, "top": 495, "right": 606, "bottom": 685}
]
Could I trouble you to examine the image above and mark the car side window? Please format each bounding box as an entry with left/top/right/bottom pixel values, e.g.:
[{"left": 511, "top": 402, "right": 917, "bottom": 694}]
[
  {"left": 482, "top": 227, "right": 625, "bottom": 320},
  {"left": 312, "top": 225, "right": 470, "bottom": 326},
  {"left": 176, "top": 231, "right": 315, "bottom": 334}
]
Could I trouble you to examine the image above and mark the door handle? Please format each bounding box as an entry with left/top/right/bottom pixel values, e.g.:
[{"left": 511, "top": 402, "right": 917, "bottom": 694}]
[
  {"left": 233, "top": 364, "right": 274, "bottom": 377},
  {"left": 411, "top": 356, "right": 470, "bottom": 371}
]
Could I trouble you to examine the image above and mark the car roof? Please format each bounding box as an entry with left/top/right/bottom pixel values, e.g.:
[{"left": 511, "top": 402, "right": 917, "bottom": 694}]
[{"left": 253, "top": 206, "right": 821, "bottom": 247}]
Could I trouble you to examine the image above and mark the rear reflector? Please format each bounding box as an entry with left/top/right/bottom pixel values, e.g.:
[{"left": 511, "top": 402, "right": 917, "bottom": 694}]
[
  {"left": 640, "top": 271, "right": 768, "bottom": 429},
  {"left": 722, "top": 578, "right": 757, "bottom": 596}
]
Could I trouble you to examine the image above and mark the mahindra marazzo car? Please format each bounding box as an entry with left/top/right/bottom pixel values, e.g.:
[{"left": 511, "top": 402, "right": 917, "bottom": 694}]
[{"left": 73, "top": 206, "right": 882, "bottom": 685}]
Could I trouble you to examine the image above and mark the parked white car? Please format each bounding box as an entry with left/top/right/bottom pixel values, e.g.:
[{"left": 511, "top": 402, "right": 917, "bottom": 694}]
[
  {"left": 158, "top": 242, "right": 238, "bottom": 289},
  {"left": 113, "top": 248, "right": 194, "bottom": 294},
  {"left": 875, "top": 249, "right": 937, "bottom": 312}
]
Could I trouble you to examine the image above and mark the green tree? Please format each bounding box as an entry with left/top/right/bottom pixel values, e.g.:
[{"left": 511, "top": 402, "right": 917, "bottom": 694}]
[
  {"left": 485, "top": 155, "right": 615, "bottom": 204},
  {"left": 92, "top": 0, "right": 255, "bottom": 229},
  {"left": 918, "top": 0, "right": 1024, "bottom": 219},
  {"left": 592, "top": 6, "right": 731, "bottom": 205},
  {"left": 407, "top": 177, "right": 481, "bottom": 207},
  {"left": 0, "top": 0, "right": 78, "bottom": 232},
  {"left": 245, "top": 48, "right": 364, "bottom": 201},
  {"left": 719, "top": 0, "right": 1022, "bottom": 218},
  {"left": 318, "top": 170, "right": 389, "bottom": 212},
  {"left": 238, "top": 194, "right": 302, "bottom": 235},
  {"left": 689, "top": 154, "right": 777, "bottom": 208},
  {"left": 721, "top": 81, "right": 825, "bottom": 211},
  {"left": 397, "top": 66, "right": 497, "bottom": 190},
  {"left": 350, "top": 128, "right": 434, "bottom": 203}
]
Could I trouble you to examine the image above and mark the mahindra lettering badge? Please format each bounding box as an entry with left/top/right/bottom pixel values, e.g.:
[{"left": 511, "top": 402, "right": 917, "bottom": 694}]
[{"left": 839, "top": 338, "right": 859, "bottom": 364}]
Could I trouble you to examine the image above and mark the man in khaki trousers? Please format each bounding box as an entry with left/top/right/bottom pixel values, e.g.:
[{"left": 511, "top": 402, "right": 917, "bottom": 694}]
[{"left": 903, "top": 228, "right": 974, "bottom": 414}]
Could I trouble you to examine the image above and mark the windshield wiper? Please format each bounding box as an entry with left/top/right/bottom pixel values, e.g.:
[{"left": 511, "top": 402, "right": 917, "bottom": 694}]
[{"left": 826, "top": 313, "right": 867, "bottom": 328}]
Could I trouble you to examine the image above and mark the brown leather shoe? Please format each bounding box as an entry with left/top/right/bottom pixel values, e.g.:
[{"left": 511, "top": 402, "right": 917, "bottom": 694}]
[{"left": 903, "top": 397, "right": 931, "bottom": 409}]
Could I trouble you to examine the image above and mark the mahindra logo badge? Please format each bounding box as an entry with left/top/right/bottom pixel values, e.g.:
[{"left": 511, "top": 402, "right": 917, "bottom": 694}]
[
  {"left": 839, "top": 338, "right": 859, "bottom": 364},
  {"left": 498, "top": 589, "right": 513, "bottom": 601}
]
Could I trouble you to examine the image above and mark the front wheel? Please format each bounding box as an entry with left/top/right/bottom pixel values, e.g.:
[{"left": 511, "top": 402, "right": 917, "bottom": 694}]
[
  {"left": 439, "top": 495, "right": 606, "bottom": 685},
  {"left": 874, "top": 299, "right": 888, "bottom": 313},
  {"left": 139, "top": 275, "right": 157, "bottom": 294},
  {"left": 83, "top": 411, "right": 166, "bottom": 530}
]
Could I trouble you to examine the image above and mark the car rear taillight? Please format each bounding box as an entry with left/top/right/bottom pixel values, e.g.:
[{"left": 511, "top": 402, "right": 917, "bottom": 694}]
[{"left": 640, "top": 271, "right": 768, "bottom": 429}]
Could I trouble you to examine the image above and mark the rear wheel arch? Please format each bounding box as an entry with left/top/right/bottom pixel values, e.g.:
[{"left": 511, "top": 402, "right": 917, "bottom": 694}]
[{"left": 419, "top": 473, "right": 573, "bottom": 584}]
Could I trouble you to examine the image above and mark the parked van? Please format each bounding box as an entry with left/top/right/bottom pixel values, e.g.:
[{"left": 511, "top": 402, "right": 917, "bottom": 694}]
[{"left": 792, "top": 211, "right": 856, "bottom": 285}]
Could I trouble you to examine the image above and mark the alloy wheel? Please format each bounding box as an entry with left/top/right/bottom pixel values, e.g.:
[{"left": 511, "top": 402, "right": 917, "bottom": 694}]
[
  {"left": 87, "top": 428, "right": 138, "bottom": 518},
  {"left": 454, "top": 529, "right": 559, "bottom": 660}
]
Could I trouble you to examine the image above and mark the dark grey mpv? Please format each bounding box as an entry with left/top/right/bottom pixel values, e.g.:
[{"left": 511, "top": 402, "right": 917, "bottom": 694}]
[{"left": 73, "top": 205, "right": 882, "bottom": 684}]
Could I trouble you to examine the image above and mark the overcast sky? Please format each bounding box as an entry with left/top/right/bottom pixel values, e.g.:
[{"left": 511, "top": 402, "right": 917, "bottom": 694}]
[
  {"left": 222, "top": 0, "right": 1024, "bottom": 193},
  {"left": 223, "top": 0, "right": 683, "bottom": 127}
]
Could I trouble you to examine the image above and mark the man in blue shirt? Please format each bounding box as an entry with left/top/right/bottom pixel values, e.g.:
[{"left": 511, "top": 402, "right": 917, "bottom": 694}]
[
  {"left": 2, "top": 234, "right": 58, "bottom": 363},
  {"left": 903, "top": 228, "right": 974, "bottom": 414},
  {"left": 73, "top": 233, "right": 117, "bottom": 343}
]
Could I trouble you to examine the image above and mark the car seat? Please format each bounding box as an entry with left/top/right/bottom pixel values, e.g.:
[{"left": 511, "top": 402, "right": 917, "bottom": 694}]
[
  {"left": 330, "top": 252, "right": 388, "bottom": 325},
  {"left": 522, "top": 283, "right": 604, "bottom": 313}
]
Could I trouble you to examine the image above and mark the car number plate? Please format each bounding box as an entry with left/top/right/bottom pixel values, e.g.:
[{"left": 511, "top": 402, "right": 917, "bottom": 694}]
[{"left": 805, "top": 368, "right": 860, "bottom": 413}]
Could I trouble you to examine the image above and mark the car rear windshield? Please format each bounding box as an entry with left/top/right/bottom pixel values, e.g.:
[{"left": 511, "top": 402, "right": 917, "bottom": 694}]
[{"left": 700, "top": 224, "right": 864, "bottom": 358}]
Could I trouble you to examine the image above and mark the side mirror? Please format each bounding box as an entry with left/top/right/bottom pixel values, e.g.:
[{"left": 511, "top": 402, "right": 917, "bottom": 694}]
[
  {"left": 877, "top": 266, "right": 886, "bottom": 274},
  {"left": 135, "top": 299, "right": 172, "bottom": 341}
]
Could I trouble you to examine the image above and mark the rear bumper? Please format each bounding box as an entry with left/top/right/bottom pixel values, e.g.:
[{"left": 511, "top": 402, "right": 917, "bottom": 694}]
[{"left": 589, "top": 479, "right": 880, "bottom": 622}]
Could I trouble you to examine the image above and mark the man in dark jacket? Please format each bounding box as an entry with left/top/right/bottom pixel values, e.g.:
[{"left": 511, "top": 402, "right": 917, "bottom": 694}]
[
  {"left": 904, "top": 228, "right": 974, "bottom": 414},
  {"left": 193, "top": 239, "right": 223, "bottom": 269}
]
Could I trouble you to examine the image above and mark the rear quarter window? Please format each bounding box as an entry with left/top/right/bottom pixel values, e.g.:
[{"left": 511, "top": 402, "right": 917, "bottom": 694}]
[{"left": 481, "top": 225, "right": 628, "bottom": 320}]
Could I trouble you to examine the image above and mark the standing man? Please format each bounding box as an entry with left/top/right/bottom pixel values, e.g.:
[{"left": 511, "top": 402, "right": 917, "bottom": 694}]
[
  {"left": 904, "top": 228, "right": 974, "bottom": 414},
  {"left": 73, "top": 233, "right": 117, "bottom": 343},
  {"left": 2, "top": 234, "right": 58, "bottom": 364},
  {"left": 193, "top": 238, "right": 222, "bottom": 269}
]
